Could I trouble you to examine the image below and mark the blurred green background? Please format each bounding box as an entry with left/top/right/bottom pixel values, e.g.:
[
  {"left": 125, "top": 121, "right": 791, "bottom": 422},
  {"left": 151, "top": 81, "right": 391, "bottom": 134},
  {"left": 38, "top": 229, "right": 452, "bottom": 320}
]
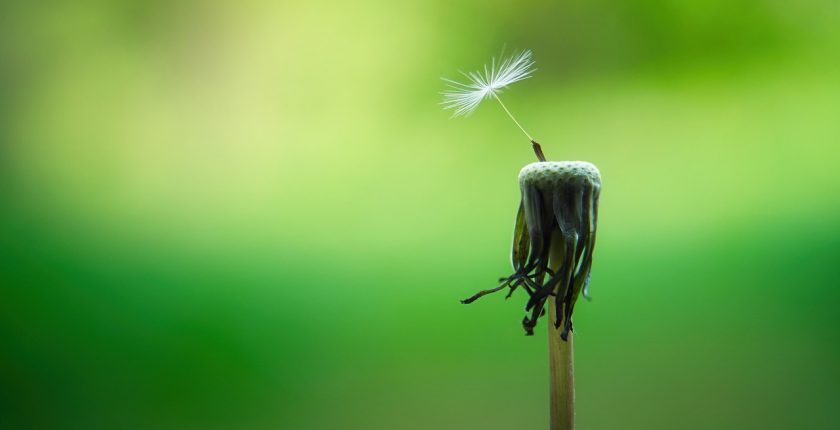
[{"left": 1, "top": 0, "right": 839, "bottom": 429}]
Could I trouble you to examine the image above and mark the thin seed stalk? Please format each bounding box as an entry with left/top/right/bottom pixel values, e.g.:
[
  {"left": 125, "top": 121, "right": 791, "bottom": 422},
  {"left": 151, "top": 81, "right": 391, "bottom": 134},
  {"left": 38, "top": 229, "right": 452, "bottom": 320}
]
[
  {"left": 489, "top": 92, "right": 547, "bottom": 161},
  {"left": 548, "top": 238, "right": 575, "bottom": 430}
]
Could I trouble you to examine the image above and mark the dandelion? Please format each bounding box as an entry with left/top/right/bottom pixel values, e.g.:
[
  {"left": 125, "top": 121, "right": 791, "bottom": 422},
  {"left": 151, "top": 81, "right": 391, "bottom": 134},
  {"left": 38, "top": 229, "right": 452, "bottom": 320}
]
[
  {"left": 461, "top": 161, "right": 602, "bottom": 430},
  {"left": 441, "top": 50, "right": 546, "bottom": 161},
  {"left": 444, "top": 49, "right": 605, "bottom": 430}
]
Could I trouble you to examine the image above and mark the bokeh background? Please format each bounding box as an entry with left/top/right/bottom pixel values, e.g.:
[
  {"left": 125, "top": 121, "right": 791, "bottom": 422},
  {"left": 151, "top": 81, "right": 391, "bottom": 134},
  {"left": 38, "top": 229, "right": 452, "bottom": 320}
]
[{"left": 1, "top": 1, "right": 839, "bottom": 429}]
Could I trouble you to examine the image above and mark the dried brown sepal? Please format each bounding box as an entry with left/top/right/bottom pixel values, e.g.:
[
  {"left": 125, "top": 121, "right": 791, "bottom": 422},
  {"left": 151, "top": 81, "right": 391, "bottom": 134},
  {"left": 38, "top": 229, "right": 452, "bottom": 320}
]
[{"left": 462, "top": 161, "right": 601, "bottom": 341}]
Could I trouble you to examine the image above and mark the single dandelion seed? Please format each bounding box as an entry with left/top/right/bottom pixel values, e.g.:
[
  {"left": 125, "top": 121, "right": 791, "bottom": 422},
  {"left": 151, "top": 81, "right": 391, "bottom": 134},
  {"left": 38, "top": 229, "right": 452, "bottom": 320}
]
[{"left": 441, "top": 49, "right": 546, "bottom": 161}]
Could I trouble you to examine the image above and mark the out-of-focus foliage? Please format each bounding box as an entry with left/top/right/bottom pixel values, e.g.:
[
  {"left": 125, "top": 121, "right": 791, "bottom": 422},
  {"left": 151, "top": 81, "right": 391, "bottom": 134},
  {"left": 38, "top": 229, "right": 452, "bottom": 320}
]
[{"left": 1, "top": 1, "right": 839, "bottom": 429}]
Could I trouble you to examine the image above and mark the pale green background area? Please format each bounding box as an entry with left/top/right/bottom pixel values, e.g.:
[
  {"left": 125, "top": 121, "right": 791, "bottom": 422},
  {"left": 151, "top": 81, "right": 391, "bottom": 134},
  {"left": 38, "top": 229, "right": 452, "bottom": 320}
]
[{"left": 1, "top": 1, "right": 839, "bottom": 429}]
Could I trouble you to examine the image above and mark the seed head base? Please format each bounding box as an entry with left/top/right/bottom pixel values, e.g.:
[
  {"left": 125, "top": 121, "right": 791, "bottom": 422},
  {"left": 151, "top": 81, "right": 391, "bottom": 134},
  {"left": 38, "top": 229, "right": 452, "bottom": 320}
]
[{"left": 462, "top": 161, "right": 601, "bottom": 341}]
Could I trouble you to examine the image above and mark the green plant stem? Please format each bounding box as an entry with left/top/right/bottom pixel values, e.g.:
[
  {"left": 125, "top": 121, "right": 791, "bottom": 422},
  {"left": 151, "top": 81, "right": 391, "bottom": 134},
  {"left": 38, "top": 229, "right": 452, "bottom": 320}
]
[{"left": 548, "top": 239, "right": 575, "bottom": 430}]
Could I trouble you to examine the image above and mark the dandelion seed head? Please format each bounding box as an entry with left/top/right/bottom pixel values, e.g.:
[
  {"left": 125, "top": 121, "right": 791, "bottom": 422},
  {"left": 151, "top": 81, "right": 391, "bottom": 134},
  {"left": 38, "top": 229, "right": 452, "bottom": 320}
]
[{"left": 441, "top": 50, "right": 536, "bottom": 117}]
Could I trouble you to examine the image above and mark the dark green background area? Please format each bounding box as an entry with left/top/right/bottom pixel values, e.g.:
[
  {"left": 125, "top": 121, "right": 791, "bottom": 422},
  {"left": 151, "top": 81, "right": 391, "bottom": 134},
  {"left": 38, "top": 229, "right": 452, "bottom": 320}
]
[{"left": 1, "top": 1, "right": 839, "bottom": 429}]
